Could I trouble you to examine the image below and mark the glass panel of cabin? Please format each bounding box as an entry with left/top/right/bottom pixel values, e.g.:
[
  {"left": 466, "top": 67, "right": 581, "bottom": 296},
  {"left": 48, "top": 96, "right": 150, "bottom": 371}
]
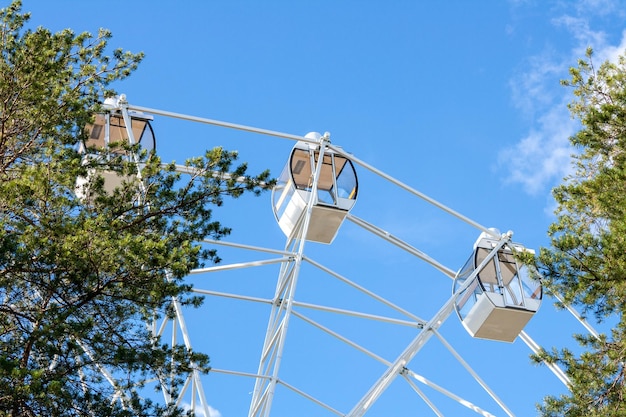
[
  {"left": 110, "top": 115, "right": 152, "bottom": 148},
  {"left": 84, "top": 114, "right": 154, "bottom": 153},
  {"left": 456, "top": 278, "right": 483, "bottom": 320},
  {"left": 335, "top": 157, "right": 357, "bottom": 199},
  {"left": 475, "top": 247, "right": 500, "bottom": 294},
  {"left": 135, "top": 118, "right": 155, "bottom": 151},
  {"left": 314, "top": 153, "right": 336, "bottom": 205},
  {"left": 273, "top": 164, "right": 294, "bottom": 220},
  {"left": 84, "top": 114, "right": 108, "bottom": 149},
  {"left": 291, "top": 149, "right": 313, "bottom": 190},
  {"left": 454, "top": 255, "right": 482, "bottom": 320},
  {"left": 520, "top": 265, "right": 542, "bottom": 300},
  {"left": 108, "top": 115, "right": 129, "bottom": 146}
]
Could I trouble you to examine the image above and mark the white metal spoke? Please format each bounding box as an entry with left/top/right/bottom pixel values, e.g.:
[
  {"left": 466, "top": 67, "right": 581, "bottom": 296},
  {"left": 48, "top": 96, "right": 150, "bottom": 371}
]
[
  {"left": 191, "top": 288, "right": 273, "bottom": 304},
  {"left": 292, "top": 310, "right": 388, "bottom": 364},
  {"left": 277, "top": 378, "right": 344, "bottom": 416},
  {"left": 201, "top": 238, "right": 295, "bottom": 256},
  {"left": 406, "top": 369, "right": 498, "bottom": 417},
  {"left": 347, "top": 213, "right": 457, "bottom": 278},
  {"left": 549, "top": 292, "right": 601, "bottom": 339},
  {"left": 293, "top": 300, "right": 422, "bottom": 328},
  {"left": 401, "top": 374, "right": 446, "bottom": 417},
  {"left": 519, "top": 331, "right": 571, "bottom": 387},
  {"left": 303, "top": 255, "right": 427, "bottom": 325},
  {"left": 189, "top": 256, "right": 292, "bottom": 275},
  {"left": 128, "top": 104, "right": 311, "bottom": 143},
  {"left": 327, "top": 143, "right": 498, "bottom": 238},
  {"left": 432, "top": 330, "right": 515, "bottom": 417}
]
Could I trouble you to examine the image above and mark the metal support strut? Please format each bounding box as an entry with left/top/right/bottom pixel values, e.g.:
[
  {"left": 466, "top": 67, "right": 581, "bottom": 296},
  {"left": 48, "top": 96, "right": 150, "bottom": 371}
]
[{"left": 248, "top": 136, "right": 330, "bottom": 417}]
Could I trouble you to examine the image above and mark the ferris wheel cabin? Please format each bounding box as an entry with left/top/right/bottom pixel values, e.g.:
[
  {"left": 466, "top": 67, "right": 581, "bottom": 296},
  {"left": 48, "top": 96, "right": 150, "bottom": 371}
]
[
  {"left": 272, "top": 134, "right": 358, "bottom": 244},
  {"left": 453, "top": 231, "right": 542, "bottom": 342},
  {"left": 76, "top": 96, "right": 155, "bottom": 200},
  {"left": 82, "top": 112, "right": 155, "bottom": 154}
]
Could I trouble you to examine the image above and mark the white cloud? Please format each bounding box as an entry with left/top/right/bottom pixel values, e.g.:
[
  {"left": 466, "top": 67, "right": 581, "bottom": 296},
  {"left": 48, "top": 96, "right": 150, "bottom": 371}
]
[
  {"left": 183, "top": 402, "right": 222, "bottom": 417},
  {"left": 543, "top": 193, "right": 560, "bottom": 217},
  {"left": 509, "top": 49, "right": 567, "bottom": 116},
  {"left": 498, "top": 103, "right": 577, "bottom": 195},
  {"left": 574, "top": 0, "right": 625, "bottom": 18},
  {"left": 500, "top": 1, "right": 626, "bottom": 195},
  {"left": 595, "top": 29, "right": 626, "bottom": 64},
  {"left": 552, "top": 15, "right": 608, "bottom": 56},
  {"left": 207, "top": 406, "right": 222, "bottom": 417}
]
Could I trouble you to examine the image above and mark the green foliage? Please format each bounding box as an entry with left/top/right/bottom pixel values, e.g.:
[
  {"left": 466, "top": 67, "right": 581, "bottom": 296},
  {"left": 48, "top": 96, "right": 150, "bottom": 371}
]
[
  {"left": 534, "top": 47, "right": 626, "bottom": 416},
  {"left": 0, "top": 2, "right": 272, "bottom": 416}
]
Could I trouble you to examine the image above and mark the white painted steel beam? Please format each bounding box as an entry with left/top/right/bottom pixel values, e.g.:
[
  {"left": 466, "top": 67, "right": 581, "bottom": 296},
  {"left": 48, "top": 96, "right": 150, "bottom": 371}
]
[{"left": 248, "top": 139, "right": 330, "bottom": 417}]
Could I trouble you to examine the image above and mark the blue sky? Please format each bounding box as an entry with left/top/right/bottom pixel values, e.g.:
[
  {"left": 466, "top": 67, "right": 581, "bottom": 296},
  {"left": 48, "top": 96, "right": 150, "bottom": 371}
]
[{"left": 22, "top": 1, "right": 626, "bottom": 416}]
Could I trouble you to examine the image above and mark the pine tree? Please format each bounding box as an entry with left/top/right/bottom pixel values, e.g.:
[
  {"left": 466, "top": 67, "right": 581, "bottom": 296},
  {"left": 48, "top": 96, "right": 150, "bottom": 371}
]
[
  {"left": 0, "top": 2, "right": 271, "bottom": 415},
  {"left": 535, "top": 47, "right": 626, "bottom": 416}
]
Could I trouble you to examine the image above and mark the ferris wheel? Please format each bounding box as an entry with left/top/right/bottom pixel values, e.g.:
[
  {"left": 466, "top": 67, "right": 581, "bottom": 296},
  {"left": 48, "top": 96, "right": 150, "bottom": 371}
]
[{"left": 80, "top": 95, "right": 600, "bottom": 417}]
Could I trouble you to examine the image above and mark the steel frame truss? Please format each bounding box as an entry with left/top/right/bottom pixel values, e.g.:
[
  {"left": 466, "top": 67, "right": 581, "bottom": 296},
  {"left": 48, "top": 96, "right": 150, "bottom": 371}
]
[{"left": 81, "top": 98, "right": 603, "bottom": 416}]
